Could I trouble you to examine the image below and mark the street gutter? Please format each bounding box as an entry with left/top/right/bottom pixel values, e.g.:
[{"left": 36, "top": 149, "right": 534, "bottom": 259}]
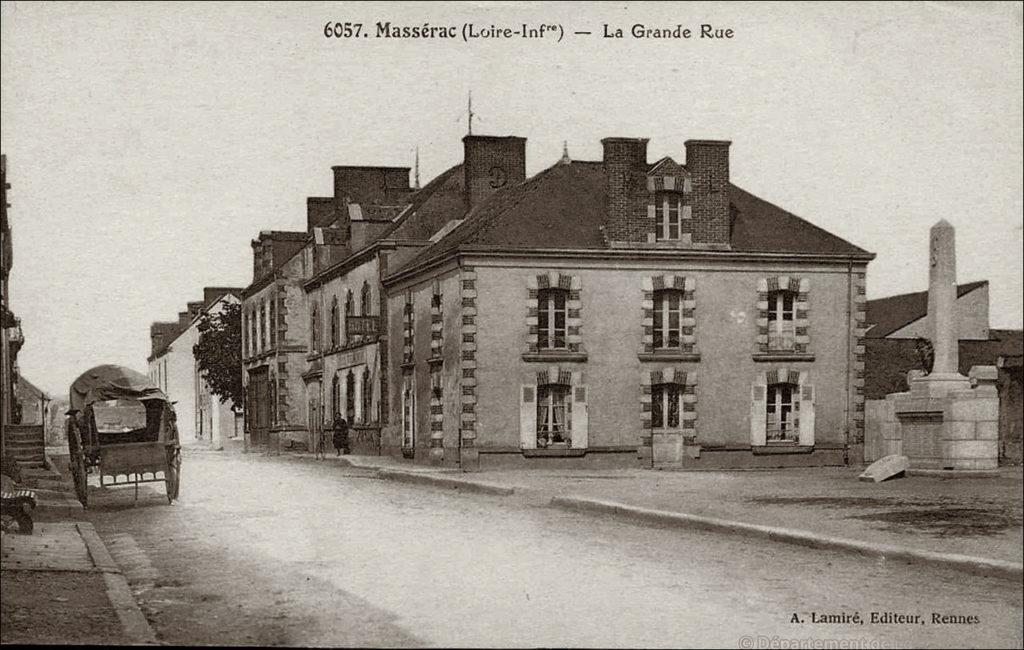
[{"left": 550, "top": 495, "right": 1023, "bottom": 582}]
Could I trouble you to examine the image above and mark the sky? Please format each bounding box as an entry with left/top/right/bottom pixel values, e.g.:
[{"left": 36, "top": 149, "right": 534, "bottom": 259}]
[{"left": 2, "top": 1, "right": 1022, "bottom": 397}]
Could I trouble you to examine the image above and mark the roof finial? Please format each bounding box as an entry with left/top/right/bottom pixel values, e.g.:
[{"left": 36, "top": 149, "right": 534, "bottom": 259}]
[
  {"left": 467, "top": 91, "right": 474, "bottom": 135},
  {"left": 560, "top": 140, "right": 571, "bottom": 164},
  {"left": 414, "top": 146, "right": 421, "bottom": 189}
]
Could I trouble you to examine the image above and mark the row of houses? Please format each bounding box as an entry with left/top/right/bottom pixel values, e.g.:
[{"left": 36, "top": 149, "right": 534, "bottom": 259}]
[
  {"left": 227, "top": 133, "right": 878, "bottom": 470},
  {"left": 146, "top": 287, "right": 243, "bottom": 449},
  {"left": 151, "top": 132, "right": 1021, "bottom": 469}
]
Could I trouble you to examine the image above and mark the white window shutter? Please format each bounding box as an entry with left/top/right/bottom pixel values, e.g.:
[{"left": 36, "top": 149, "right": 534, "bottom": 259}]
[
  {"left": 750, "top": 384, "right": 767, "bottom": 446},
  {"left": 520, "top": 385, "right": 537, "bottom": 449},
  {"left": 571, "top": 385, "right": 589, "bottom": 449},
  {"left": 798, "top": 384, "right": 815, "bottom": 446}
]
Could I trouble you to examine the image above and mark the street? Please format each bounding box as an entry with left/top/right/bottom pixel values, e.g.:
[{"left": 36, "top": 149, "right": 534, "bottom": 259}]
[{"left": 83, "top": 449, "right": 1023, "bottom": 648}]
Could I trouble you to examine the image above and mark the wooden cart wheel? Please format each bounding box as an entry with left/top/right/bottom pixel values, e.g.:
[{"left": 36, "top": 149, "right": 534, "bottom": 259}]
[
  {"left": 68, "top": 424, "right": 89, "bottom": 508},
  {"left": 165, "top": 448, "right": 181, "bottom": 504}
]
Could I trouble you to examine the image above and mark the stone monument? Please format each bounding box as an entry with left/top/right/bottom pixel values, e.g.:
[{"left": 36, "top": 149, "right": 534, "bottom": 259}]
[{"left": 880, "top": 220, "right": 999, "bottom": 472}]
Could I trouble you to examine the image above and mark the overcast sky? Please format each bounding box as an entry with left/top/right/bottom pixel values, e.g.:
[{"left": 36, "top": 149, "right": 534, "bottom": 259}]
[{"left": 2, "top": 1, "right": 1022, "bottom": 396}]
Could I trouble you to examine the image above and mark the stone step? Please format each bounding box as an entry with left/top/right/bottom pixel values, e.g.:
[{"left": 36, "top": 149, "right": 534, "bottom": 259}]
[{"left": 5, "top": 437, "right": 44, "bottom": 447}]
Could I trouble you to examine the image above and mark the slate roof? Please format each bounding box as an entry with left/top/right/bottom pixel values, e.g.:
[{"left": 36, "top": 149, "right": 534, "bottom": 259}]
[
  {"left": 384, "top": 164, "right": 464, "bottom": 241},
  {"left": 864, "top": 281, "right": 988, "bottom": 339},
  {"left": 864, "top": 329, "right": 1023, "bottom": 399},
  {"left": 395, "top": 159, "right": 871, "bottom": 277}
]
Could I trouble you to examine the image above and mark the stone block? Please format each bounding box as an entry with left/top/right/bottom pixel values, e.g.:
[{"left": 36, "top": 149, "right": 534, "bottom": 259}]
[
  {"left": 942, "top": 439, "right": 998, "bottom": 460},
  {"left": 881, "top": 422, "right": 898, "bottom": 440},
  {"left": 975, "top": 421, "right": 998, "bottom": 441},
  {"left": 948, "top": 421, "right": 976, "bottom": 440},
  {"left": 968, "top": 365, "right": 998, "bottom": 382},
  {"left": 883, "top": 440, "right": 903, "bottom": 457},
  {"left": 949, "top": 457, "right": 999, "bottom": 471},
  {"left": 652, "top": 432, "right": 683, "bottom": 468},
  {"left": 858, "top": 454, "right": 908, "bottom": 482},
  {"left": 950, "top": 397, "right": 999, "bottom": 422}
]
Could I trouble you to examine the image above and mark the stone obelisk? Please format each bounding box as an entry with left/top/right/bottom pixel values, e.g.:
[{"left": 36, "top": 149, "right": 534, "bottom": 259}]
[{"left": 913, "top": 219, "right": 970, "bottom": 396}]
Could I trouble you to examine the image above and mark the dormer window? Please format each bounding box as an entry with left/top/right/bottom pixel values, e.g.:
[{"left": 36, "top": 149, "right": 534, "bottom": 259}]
[{"left": 655, "top": 192, "right": 683, "bottom": 241}]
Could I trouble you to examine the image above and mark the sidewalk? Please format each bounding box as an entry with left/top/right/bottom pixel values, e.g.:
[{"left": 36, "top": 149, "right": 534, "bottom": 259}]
[
  {"left": 1, "top": 521, "right": 157, "bottom": 645},
  {"left": 281, "top": 451, "right": 1023, "bottom": 576}
]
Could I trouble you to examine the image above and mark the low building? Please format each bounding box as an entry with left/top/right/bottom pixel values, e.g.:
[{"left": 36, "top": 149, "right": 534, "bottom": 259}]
[
  {"left": 382, "top": 136, "right": 875, "bottom": 469},
  {"left": 148, "top": 287, "right": 243, "bottom": 449}
]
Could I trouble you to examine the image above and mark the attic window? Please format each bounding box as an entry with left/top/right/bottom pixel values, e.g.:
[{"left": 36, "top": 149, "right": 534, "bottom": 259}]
[{"left": 655, "top": 192, "right": 683, "bottom": 241}]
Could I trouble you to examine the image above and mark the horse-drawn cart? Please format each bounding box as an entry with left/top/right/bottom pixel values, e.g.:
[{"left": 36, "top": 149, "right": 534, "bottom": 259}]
[{"left": 66, "top": 365, "right": 181, "bottom": 507}]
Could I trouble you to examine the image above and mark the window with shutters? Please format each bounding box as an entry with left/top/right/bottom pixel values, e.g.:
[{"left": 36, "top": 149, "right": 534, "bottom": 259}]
[
  {"left": 329, "top": 296, "right": 339, "bottom": 349},
  {"left": 309, "top": 304, "right": 320, "bottom": 353},
  {"left": 536, "top": 384, "right": 571, "bottom": 448},
  {"left": 751, "top": 370, "right": 815, "bottom": 448},
  {"left": 242, "top": 311, "right": 249, "bottom": 358},
  {"left": 268, "top": 293, "right": 277, "bottom": 348},
  {"left": 258, "top": 299, "right": 266, "bottom": 352},
  {"left": 401, "top": 375, "right": 415, "bottom": 449},
  {"left": 344, "top": 290, "right": 354, "bottom": 344},
  {"left": 766, "top": 382, "right": 797, "bottom": 443},
  {"left": 250, "top": 308, "right": 257, "bottom": 356},
  {"left": 537, "top": 288, "right": 568, "bottom": 350},
  {"left": 654, "top": 192, "right": 684, "bottom": 241},
  {"left": 767, "top": 290, "right": 796, "bottom": 352}
]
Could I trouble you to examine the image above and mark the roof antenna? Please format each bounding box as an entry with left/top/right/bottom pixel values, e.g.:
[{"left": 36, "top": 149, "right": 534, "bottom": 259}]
[
  {"left": 560, "top": 140, "right": 571, "bottom": 164},
  {"left": 414, "top": 146, "right": 421, "bottom": 189},
  {"left": 467, "top": 91, "right": 474, "bottom": 135}
]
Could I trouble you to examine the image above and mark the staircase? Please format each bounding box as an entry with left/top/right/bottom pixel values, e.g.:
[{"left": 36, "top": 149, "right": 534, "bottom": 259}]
[{"left": 5, "top": 424, "right": 46, "bottom": 469}]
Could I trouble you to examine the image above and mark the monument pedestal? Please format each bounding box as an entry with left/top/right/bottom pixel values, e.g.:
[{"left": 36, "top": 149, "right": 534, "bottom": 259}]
[{"left": 885, "top": 367, "right": 999, "bottom": 472}]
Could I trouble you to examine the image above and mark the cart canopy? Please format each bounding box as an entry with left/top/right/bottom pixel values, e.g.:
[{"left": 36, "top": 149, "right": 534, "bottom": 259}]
[{"left": 69, "top": 365, "right": 168, "bottom": 413}]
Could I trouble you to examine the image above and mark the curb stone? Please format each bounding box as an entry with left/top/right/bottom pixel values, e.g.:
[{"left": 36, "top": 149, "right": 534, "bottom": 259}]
[
  {"left": 376, "top": 468, "right": 515, "bottom": 496},
  {"left": 550, "top": 496, "right": 1023, "bottom": 582},
  {"left": 76, "top": 522, "right": 159, "bottom": 645}
]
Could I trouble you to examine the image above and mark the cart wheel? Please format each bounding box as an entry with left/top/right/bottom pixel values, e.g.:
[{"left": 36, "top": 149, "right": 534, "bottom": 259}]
[
  {"left": 68, "top": 426, "right": 89, "bottom": 508},
  {"left": 165, "top": 448, "right": 181, "bottom": 504}
]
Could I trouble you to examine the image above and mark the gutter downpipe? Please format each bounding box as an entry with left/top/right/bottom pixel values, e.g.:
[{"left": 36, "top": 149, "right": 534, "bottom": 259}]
[{"left": 845, "top": 259, "right": 853, "bottom": 466}]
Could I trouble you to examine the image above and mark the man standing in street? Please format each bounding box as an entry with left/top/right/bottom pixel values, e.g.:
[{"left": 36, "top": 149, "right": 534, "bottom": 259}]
[{"left": 332, "top": 413, "right": 349, "bottom": 456}]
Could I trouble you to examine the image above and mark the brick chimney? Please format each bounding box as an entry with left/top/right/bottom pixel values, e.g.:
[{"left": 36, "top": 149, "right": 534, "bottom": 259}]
[
  {"left": 463, "top": 135, "right": 527, "bottom": 211},
  {"left": 684, "top": 140, "right": 731, "bottom": 245},
  {"left": 332, "top": 167, "right": 410, "bottom": 207},
  {"left": 306, "top": 196, "right": 335, "bottom": 231},
  {"left": 602, "top": 137, "right": 649, "bottom": 243}
]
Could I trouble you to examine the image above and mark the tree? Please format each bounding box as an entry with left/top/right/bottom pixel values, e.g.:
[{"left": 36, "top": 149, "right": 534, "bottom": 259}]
[{"left": 193, "top": 301, "right": 244, "bottom": 407}]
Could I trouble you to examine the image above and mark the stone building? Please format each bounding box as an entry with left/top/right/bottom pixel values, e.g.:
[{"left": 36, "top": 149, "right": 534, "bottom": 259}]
[
  {"left": 1, "top": 154, "right": 25, "bottom": 436},
  {"left": 381, "top": 136, "right": 876, "bottom": 469},
  {"left": 301, "top": 136, "right": 525, "bottom": 454},
  {"left": 240, "top": 166, "right": 414, "bottom": 449},
  {"left": 148, "top": 287, "right": 243, "bottom": 449}
]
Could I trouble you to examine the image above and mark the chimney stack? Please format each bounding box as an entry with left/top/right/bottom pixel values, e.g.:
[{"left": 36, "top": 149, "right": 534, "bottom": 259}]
[
  {"left": 463, "top": 135, "right": 527, "bottom": 211},
  {"left": 331, "top": 166, "right": 411, "bottom": 207},
  {"left": 684, "top": 140, "right": 731, "bottom": 245},
  {"left": 602, "top": 137, "right": 649, "bottom": 243},
  {"left": 306, "top": 196, "right": 335, "bottom": 231}
]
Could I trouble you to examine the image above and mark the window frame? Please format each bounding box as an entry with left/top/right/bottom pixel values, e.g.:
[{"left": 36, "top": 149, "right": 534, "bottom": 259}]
[
  {"left": 650, "top": 383, "right": 682, "bottom": 432},
  {"left": 767, "top": 290, "right": 797, "bottom": 351},
  {"left": 654, "top": 191, "right": 684, "bottom": 241},
  {"left": 536, "top": 383, "right": 572, "bottom": 448},
  {"left": 766, "top": 382, "right": 798, "bottom": 443},
  {"left": 537, "top": 288, "right": 569, "bottom": 350},
  {"left": 652, "top": 289, "right": 684, "bottom": 349}
]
